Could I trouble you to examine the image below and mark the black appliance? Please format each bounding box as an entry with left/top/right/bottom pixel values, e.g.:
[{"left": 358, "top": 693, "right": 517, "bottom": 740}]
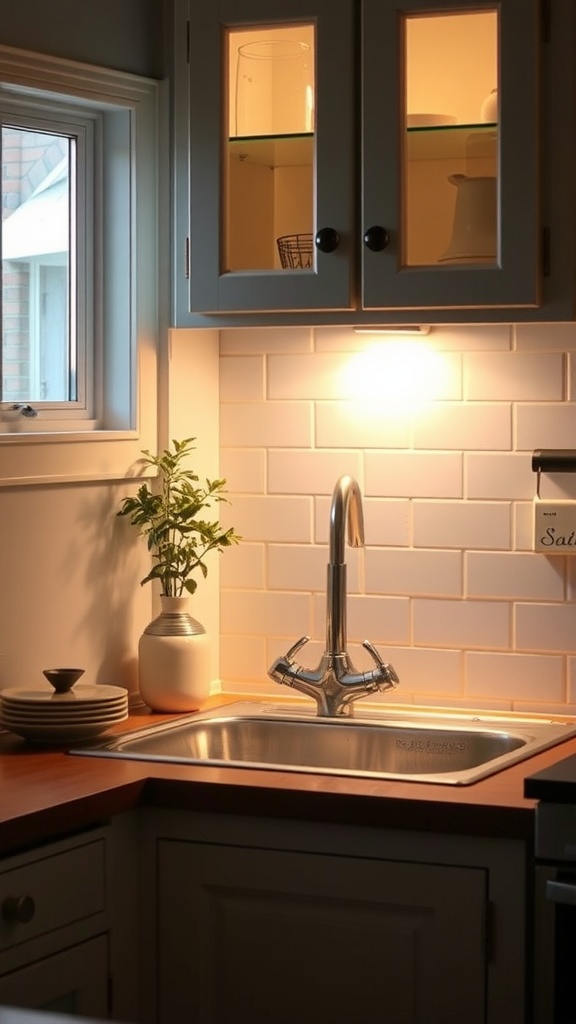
[{"left": 525, "top": 755, "right": 576, "bottom": 1024}]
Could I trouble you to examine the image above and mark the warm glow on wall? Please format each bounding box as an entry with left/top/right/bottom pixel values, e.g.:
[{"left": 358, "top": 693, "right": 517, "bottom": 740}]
[{"left": 341, "top": 340, "right": 454, "bottom": 412}]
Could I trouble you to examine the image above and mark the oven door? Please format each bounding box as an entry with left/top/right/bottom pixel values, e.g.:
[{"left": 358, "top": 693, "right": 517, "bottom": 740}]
[{"left": 534, "top": 865, "right": 576, "bottom": 1024}]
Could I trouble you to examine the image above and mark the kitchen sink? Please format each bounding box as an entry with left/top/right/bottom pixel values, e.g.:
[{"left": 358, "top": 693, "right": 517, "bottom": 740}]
[{"left": 69, "top": 700, "right": 576, "bottom": 785}]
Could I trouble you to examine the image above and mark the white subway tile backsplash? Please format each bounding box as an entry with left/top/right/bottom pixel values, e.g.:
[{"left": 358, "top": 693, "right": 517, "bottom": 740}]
[
  {"left": 365, "top": 452, "right": 462, "bottom": 498},
  {"left": 466, "top": 651, "right": 564, "bottom": 702},
  {"left": 414, "top": 599, "right": 510, "bottom": 649},
  {"left": 316, "top": 401, "right": 411, "bottom": 448},
  {"left": 414, "top": 403, "right": 511, "bottom": 450},
  {"left": 314, "top": 324, "right": 510, "bottom": 353},
  {"left": 515, "top": 323, "right": 576, "bottom": 351},
  {"left": 532, "top": 475, "right": 576, "bottom": 502},
  {"left": 567, "top": 657, "right": 576, "bottom": 704},
  {"left": 220, "top": 449, "right": 265, "bottom": 493},
  {"left": 221, "top": 590, "right": 312, "bottom": 638},
  {"left": 421, "top": 325, "right": 512, "bottom": 351},
  {"left": 363, "top": 499, "right": 411, "bottom": 547},
  {"left": 216, "top": 323, "right": 576, "bottom": 712},
  {"left": 514, "top": 502, "right": 536, "bottom": 552},
  {"left": 220, "top": 634, "right": 268, "bottom": 683},
  {"left": 464, "top": 352, "right": 564, "bottom": 401},
  {"left": 220, "top": 495, "right": 312, "bottom": 543},
  {"left": 466, "top": 551, "right": 564, "bottom": 600},
  {"left": 220, "top": 542, "right": 265, "bottom": 589},
  {"left": 466, "top": 453, "right": 534, "bottom": 499},
  {"left": 220, "top": 402, "right": 312, "bottom": 448},
  {"left": 516, "top": 403, "right": 576, "bottom": 450},
  {"left": 220, "top": 327, "right": 312, "bottom": 354},
  {"left": 568, "top": 352, "right": 576, "bottom": 401},
  {"left": 379, "top": 646, "right": 464, "bottom": 696},
  {"left": 336, "top": 594, "right": 411, "bottom": 644},
  {"left": 268, "top": 543, "right": 360, "bottom": 593},
  {"left": 413, "top": 501, "right": 511, "bottom": 549},
  {"left": 366, "top": 548, "right": 462, "bottom": 597},
  {"left": 313, "top": 496, "right": 410, "bottom": 547},
  {"left": 219, "top": 356, "right": 264, "bottom": 401},
  {"left": 267, "top": 450, "right": 362, "bottom": 494},
  {"left": 567, "top": 561, "right": 576, "bottom": 601},
  {"left": 515, "top": 603, "right": 576, "bottom": 654},
  {"left": 314, "top": 327, "right": 368, "bottom": 352},
  {"left": 268, "top": 353, "right": 351, "bottom": 399}
]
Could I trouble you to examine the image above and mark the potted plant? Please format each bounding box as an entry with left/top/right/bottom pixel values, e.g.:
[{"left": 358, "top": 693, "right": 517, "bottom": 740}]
[{"left": 117, "top": 437, "right": 240, "bottom": 712}]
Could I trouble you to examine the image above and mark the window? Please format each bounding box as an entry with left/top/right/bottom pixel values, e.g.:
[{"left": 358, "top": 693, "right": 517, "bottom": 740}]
[
  {"left": 2, "top": 111, "right": 89, "bottom": 413},
  {"left": 0, "top": 45, "right": 161, "bottom": 483}
]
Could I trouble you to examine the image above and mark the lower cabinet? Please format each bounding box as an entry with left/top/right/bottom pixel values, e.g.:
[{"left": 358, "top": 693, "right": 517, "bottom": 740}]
[
  {"left": 0, "top": 809, "right": 529, "bottom": 1024},
  {"left": 143, "top": 811, "right": 528, "bottom": 1024}
]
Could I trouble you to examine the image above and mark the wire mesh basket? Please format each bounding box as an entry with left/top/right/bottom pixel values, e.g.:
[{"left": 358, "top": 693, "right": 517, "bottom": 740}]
[{"left": 277, "top": 233, "right": 314, "bottom": 269}]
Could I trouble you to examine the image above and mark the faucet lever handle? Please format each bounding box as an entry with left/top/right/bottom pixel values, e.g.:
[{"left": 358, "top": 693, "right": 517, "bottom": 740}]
[
  {"left": 285, "top": 635, "right": 310, "bottom": 662},
  {"left": 362, "top": 640, "right": 400, "bottom": 688}
]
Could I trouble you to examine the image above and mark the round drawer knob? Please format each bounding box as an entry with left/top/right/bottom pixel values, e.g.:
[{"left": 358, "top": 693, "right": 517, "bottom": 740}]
[
  {"left": 2, "top": 895, "right": 36, "bottom": 923},
  {"left": 363, "top": 225, "right": 390, "bottom": 252}
]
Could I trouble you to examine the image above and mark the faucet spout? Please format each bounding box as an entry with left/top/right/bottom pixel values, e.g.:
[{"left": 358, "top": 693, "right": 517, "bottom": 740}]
[
  {"left": 327, "top": 474, "right": 363, "bottom": 657},
  {"left": 268, "top": 476, "right": 399, "bottom": 717}
]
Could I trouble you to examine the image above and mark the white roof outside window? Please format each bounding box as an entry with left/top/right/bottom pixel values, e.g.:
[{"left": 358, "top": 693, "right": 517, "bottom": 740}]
[{"left": 2, "top": 157, "right": 68, "bottom": 259}]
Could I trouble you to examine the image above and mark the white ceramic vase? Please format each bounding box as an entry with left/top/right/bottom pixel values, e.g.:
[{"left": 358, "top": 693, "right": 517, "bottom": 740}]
[{"left": 138, "top": 596, "right": 211, "bottom": 712}]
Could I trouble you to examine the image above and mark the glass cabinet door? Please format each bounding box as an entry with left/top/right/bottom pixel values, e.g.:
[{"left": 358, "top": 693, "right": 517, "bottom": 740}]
[
  {"left": 188, "top": 0, "right": 355, "bottom": 314},
  {"left": 227, "top": 27, "right": 315, "bottom": 274},
  {"left": 361, "top": 0, "right": 541, "bottom": 310}
]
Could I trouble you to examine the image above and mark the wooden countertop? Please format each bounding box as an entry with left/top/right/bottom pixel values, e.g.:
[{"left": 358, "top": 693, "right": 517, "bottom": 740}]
[{"left": 1, "top": 696, "right": 575, "bottom": 856}]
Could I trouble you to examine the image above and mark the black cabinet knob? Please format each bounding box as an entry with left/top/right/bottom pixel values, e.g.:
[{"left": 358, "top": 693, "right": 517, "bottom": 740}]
[
  {"left": 363, "top": 226, "right": 390, "bottom": 252},
  {"left": 2, "top": 895, "right": 36, "bottom": 924},
  {"left": 314, "top": 227, "right": 340, "bottom": 253}
]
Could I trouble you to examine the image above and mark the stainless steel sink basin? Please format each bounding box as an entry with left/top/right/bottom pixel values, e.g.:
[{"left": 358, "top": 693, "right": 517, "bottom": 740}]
[{"left": 70, "top": 700, "right": 576, "bottom": 785}]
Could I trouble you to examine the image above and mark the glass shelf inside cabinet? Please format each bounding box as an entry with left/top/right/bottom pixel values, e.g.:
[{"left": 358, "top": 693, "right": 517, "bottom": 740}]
[
  {"left": 228, "top": 133, "right": 313, "bottom": 168},
  {"left": 406, "top": 123, "right": 497, "bottom": 162}
]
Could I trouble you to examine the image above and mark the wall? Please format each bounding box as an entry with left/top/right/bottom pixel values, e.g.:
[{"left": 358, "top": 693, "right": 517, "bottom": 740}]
[
  {"left": 0, "top": 1, "right": 168, "bottom": 697},
  {"left": 0, "top": 479, "right": 152, "bottom": 693},
  {"left": 0, "top": 0, "right": 165, "bottom": 78},
  {"left": 218, "top": 322, "right": 576, "bottom": 717}
]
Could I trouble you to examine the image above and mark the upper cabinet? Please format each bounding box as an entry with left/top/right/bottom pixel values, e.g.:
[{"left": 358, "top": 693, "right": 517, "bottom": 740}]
[{"left": 172, "top": 0, "right": 576, "bottom": 326}]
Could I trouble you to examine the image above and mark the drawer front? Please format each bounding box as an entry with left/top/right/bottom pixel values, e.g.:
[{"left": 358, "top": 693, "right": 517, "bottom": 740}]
[{"left": 0, "top": 839, "right": 105, "bottom": 951}]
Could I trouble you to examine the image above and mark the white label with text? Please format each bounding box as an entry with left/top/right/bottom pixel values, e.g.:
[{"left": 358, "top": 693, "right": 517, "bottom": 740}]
[{"left": 534, "top": 500, "right": 576, "bottom": 553}]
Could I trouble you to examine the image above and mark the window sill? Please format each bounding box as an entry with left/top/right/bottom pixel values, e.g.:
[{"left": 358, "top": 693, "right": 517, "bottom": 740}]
[{"left": 0, "top": 430, "right": 156, "bottom": 487}]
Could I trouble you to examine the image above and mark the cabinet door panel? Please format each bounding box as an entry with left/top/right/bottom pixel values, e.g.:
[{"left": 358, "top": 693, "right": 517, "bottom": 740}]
[
  {"left": 0, "top": 934, "right": 109, "bottom": 1017},
  {"left": 361, "top": 0, "right": 540, "bottom": 311},
  {"left": 187, "top": 0, "right": 355, "bottom": 314},
  {"left": 158, "top": 840, "right": 487, "bottom": 1024}
]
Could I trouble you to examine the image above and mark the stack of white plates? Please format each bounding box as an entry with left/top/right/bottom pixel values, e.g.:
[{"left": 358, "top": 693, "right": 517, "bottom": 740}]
[{"left": 0, "top": 683, "right": 128, "bottom": 743}]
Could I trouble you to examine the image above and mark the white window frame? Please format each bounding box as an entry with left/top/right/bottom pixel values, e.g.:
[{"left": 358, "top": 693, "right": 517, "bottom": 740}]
[{"left": 0, "top": 45, "right": 164, "bottom": 485}]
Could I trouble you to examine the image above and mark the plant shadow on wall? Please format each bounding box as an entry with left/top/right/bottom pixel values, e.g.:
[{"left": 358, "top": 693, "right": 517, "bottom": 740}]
[
  {"left": 115, "top": 438, "right": 241, "bottom": 712},
  {"left": 60, "top": 472, "right": 154, "bottom": 697}
]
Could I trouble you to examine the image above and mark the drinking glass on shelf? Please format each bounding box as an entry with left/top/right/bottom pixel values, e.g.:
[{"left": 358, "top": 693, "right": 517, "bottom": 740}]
[{"left": 234, "top": 39, "right": 314, "bottom": 137}]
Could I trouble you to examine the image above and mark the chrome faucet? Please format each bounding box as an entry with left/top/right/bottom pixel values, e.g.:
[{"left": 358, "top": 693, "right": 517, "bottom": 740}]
[{"left": 268, "top": 475, "right": 399, "bottom": 717}]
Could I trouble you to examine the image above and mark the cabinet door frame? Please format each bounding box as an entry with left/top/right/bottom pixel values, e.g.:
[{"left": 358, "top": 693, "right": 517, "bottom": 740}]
[
  {"left": 185, "top": 0, "right": 356, "bottom": 314},
  {"left": 361, "top": 0, "right": 541, "bottom": 311}
]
